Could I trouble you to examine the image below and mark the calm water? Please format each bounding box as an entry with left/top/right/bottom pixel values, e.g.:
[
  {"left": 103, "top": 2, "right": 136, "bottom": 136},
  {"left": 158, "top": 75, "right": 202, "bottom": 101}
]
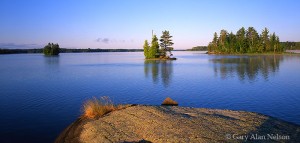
[{"left": 0, "top": 51, "right": 300, "bottom": 143}]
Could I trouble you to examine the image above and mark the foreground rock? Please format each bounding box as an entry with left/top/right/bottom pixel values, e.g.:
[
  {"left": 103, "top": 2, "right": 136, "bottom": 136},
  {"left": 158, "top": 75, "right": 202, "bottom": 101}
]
[{"left": 56, "top": 105, "right": 300, "bottom": 143}]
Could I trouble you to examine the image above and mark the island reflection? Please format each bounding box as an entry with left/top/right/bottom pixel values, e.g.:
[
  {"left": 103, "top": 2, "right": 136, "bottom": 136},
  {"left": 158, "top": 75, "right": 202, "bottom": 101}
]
[
  {"left": 44, "top": 56, "right": 60, "bottom": 65},
  {"left": 210, "top": 55, "right": 284, "bottom": 81},
  {"left": 144, "top": 60, "right": 173, "bottom": 87}
]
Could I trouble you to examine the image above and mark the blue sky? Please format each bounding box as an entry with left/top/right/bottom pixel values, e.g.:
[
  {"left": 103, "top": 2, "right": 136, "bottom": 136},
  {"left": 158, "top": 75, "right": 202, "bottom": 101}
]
[{"left": 0, "top": 0, "right": 299, "bottom": 49}]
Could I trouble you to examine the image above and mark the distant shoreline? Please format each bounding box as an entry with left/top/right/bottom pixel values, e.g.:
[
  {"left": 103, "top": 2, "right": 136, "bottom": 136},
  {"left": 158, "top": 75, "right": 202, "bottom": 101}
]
[
  {"left": 0, "top": 48, "right": 187, "bottom": 54},
  {"left": 2, "top": 48, "right": 299, "bottom": 55}
]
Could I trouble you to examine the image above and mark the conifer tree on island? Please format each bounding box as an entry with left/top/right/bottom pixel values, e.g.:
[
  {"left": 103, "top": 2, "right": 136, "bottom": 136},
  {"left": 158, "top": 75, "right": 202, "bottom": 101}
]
[
  {"left": 160, "top": 30, "right": 174, "bottom": 57},
  {"left": 150, "top": 35, "right": 160, "bottom": 58},
  {"left": 143, "top": 40, "right": 150, "bottom": 59}
]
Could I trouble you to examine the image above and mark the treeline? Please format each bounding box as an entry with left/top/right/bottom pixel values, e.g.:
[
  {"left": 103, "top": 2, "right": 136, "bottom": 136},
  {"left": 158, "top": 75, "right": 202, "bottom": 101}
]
[
  {"left": 0, "top": 49, "right": 42, "bottom": 54},
  {"left": 0, "top": 48, "right": 143, "bottom": 54},
  {"left": 281, "top": 41, "right": 300, "bottom": 50},
  {"left": 208, "top": 27, "right": 283, "bottom": 54},
  {"left": 187, "top": 46, "right": 208, "bottom": 51}
]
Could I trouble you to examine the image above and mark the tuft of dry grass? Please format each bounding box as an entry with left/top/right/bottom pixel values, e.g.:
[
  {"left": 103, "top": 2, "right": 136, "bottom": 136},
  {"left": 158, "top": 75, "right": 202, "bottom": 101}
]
[
  {"left": 82, "top": 96, "right": 129, "bottom": 119},
  {"left": 161, "top": 97, "right": 178, "bottom": 106}
]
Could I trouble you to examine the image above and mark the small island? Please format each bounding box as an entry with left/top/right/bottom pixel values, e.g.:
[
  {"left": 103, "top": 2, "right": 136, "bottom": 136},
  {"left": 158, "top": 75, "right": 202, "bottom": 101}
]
[
  {"left": 43, "top": 43, "right": 60, "bottom": 56},
  {"left": 143, "top": 30, "right": 176, "bottom": 60},
  {"left": 207, "top": 27, "right": 284, "bottom": 54}
]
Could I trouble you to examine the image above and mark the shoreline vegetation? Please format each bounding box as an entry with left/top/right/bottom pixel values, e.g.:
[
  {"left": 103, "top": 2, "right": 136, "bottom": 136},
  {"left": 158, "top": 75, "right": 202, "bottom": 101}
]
[
  {"left": 81, "top": 97, "right": 178, "bottom": 119},
  {"left": 207, "top": 27, "right": 285, "bottom": 54},
  {"left": 81, "top": 96, "right": 130, "bottom": 119},
  {"left": 56, "top": 96, "right": 300, "bottom": 143},
  {"left": 207, "top": 51, "right": 300, "bottom": 55}
]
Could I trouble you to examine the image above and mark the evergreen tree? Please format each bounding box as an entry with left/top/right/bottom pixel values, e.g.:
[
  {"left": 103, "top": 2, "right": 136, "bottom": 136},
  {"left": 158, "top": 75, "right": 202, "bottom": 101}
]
[
  {"left": 270, "top": 33, "right": 281, "bottom": 53},
  {"left": 208, "top": 42, "right": 213, "bottom": 52},
  {"left": 143, "top": 40, "right": 150, "bottom": 59},
  {"left": 275, "top": 36, "right": 280, "bottom": 52},
  {"left": 160, "top": 30, "right": 174, "bottom": 57},
  {"left": 257, "top": 38, "right": 264, "bottom": 53},
  {"left": 208, "top": 32, "right": 218, "bottom": 53},
  {"left": 212, "top": 32, "right": 218, "bottom": 52},
  {"left": 270, "top": 32, "right": 277, "bottom": 52},
  {"left": 246, "top": 27, "right": 259, "bottom": 53},
  {"left": 236, "top": 27, "right": 246, "bottom": 53},
  {"left": 52, "top": 43, "right": 60, "bottom": 55},
  {"left": 218, "top": 29, "right": 228, "bottom": 53},
  {"left": 150, "top": 35, "right": 159, "bottom": 58},
  {"left": 228, "top": 32, "right": 236, "bottom": 53},
  {"left": 261, "top": 27, "right": 270, "bottom": 52}
]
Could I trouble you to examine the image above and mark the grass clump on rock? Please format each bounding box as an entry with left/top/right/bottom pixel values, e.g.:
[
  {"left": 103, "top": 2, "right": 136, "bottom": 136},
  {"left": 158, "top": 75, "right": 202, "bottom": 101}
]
[
  {"left": 161, "top": 97, "right": 178, "bottom": 106},
  {"left": 82, "top": 96, "right": 128, "bottom": 119}
]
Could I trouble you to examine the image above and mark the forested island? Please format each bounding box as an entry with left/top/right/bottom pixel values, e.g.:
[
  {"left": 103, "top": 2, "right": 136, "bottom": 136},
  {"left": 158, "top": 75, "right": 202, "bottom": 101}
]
[
  {"left": 188, "top": 42, "right": 300, "bottom": 51},
  {"left": 208, "top": 27, "right": 285, "bottom": 54},
  {"left": 143, "top": 30, "right": 176, "bottom": 60},
  {"left": 43, "top": 43, "right": 60, "bottom": 55}
]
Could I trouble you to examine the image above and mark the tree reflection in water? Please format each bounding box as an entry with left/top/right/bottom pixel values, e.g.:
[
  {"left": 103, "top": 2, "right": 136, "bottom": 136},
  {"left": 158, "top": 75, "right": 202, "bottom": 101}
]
[
  {"left": 210, "top": 55, "right": 284, "bottom": 81},
  {"left": 44, "top": 55, "right": 60, "bottom": 66},
  {"left": 144, "top": 60, "right": 173, "bottom": 87}
]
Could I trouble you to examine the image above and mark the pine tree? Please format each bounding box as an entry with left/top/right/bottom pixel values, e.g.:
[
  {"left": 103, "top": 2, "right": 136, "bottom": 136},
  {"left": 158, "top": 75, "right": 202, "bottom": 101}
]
[
  {"left": 143, "top": 40, "right": 150, "bottom": 59},
  {"left": 218, "top": 29, "right": 228, "bottom": 53},
  {"left": 160, "top": 30, "right": 174, "bottom": 57},
  {"left": 270, "top": 32, "right": 277, "bottom": 53},
  {"left": 261, "top": 27, "right": 270, "bottom": 52},
  {"left": 150, "top": 35, "right": 159, "bottom": 58},
  {"left": 236, "top": 27, "right": 246, "bottom": 53},
  {"left": 212, "top": 32, "right": 218, "bottom": 52},
  {"left": 246, "top": 27, "right": 259, "bottom": 53},
  {"left": 228, "top": 32, "right": 236, "bottom": 53}
]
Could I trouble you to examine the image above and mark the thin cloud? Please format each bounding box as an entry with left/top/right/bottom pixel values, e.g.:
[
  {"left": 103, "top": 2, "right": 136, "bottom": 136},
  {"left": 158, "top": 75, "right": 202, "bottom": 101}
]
[
  {"left": 0, "top": 43, "right": 41, "bottom": 49},
  {"left": 96, "top": 38, "right": 110, "bottom": 44},
  {"left": 95, "top": 38, "right": 136, "bottom": 44}
]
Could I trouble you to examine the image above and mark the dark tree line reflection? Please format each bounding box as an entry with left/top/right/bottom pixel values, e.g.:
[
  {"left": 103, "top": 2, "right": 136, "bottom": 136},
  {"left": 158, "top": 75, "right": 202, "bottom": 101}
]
[
  {"left": 144, "top": 60, "right": 173, "bottom": 87},
  {"left": 210, "top": 55, "right": 284, "bottom": 81}
]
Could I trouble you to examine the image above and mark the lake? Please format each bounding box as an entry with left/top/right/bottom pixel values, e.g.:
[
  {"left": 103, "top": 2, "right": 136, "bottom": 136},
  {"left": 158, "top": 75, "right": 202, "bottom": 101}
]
[{"left": 0, "top": 51, "right": 300, "bottom": 143}]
